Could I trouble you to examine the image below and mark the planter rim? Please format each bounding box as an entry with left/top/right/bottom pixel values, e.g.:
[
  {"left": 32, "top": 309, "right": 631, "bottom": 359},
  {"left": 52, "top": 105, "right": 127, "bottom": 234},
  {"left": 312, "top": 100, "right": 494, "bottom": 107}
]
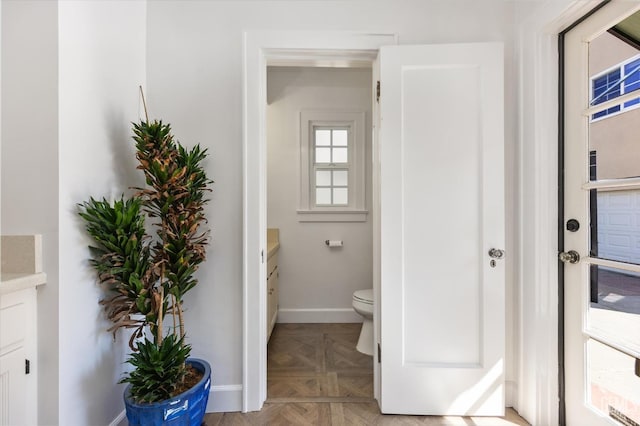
[{"left": 123, "top": 358, "right": 211, "bottom": 408}]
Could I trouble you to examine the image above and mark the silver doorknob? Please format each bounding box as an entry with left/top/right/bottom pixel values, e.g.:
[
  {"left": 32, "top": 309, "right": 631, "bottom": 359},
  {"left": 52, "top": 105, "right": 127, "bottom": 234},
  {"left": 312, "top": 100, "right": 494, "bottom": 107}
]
[
  {"left": 559, "top": 250, "right": 580, "bottom": 264},
  {"left": 488, "top": 248, "right": 505, "bottom": 259}
]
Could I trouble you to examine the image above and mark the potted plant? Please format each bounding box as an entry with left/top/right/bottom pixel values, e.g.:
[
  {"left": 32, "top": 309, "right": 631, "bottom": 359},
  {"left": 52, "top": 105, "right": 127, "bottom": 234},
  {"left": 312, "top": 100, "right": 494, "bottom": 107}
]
[{"left": 78, "top": 116, "right": 213, "bottom": 425}]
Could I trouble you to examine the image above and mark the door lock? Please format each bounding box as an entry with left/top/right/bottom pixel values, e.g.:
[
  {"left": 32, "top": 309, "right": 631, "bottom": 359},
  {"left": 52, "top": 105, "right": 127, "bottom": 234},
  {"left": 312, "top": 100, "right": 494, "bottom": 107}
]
[
  {"left": 488, "top": 248, "right": 505, "bottom": 259},
  {"left": 566, "top": 219, "right": 580, "bottom": 232},
  {"left": 559, "top": 250, "right": 580, "bottom": 264}
]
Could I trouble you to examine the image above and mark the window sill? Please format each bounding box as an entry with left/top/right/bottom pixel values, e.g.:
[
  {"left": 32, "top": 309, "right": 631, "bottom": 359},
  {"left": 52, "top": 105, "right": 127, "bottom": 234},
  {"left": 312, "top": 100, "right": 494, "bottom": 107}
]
[{"left": 296, "top": 209, "right": 368, "bottom": 223}]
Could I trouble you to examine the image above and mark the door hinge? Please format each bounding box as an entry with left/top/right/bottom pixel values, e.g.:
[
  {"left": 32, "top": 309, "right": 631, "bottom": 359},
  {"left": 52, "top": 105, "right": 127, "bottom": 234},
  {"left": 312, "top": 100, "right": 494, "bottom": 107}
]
[
  {"left": 261, "top": 250, "right": 264, "bottom": 263},
  {"left": 376, "top": 81, "right": 380, "bottom": 103},
  {"left": 25, "top": 359, "right": 30, "bottom": 375},
  {"left": 377, "top": 343, "right": 381, "bottom": 363}
]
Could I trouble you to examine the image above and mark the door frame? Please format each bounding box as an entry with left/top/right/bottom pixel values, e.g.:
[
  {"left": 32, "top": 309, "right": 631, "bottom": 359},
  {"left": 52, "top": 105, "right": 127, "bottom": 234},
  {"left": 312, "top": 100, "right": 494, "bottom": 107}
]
[
  {"left": 241, "top": 30, "right": 396, "bottom": 412},
  {"left": 516, "top": 1, "right": 606, "bottom": 425}
]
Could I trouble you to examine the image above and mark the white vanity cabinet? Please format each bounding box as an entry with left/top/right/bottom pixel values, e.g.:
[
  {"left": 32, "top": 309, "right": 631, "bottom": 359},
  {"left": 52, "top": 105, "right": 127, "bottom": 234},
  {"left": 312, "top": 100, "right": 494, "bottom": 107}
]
[
  {"left": 267, "top": 251, "right": 279, "bottom": 341},
  {"left": 0, "top": 235, "right": 45, "bottom": 426},
  {"left": 0, "top": 287, "right": 37, "bottom": 426},
  {"left": 267, "top": 229, "right": 280, "bottom": 341}
]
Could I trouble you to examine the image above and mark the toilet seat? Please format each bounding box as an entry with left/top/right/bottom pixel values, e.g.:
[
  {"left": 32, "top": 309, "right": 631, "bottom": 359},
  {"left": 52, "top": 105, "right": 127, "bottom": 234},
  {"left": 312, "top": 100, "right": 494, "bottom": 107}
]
[{"left": 353, "top": 289, "right": 373, "bottom": 305}]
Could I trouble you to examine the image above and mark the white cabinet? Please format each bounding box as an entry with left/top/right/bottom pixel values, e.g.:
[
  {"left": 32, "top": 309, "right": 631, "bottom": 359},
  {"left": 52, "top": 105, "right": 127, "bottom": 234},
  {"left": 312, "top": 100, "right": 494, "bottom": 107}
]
[
  {"left": 0, "top": 288, "right": 37, "bottom": 426},
  {"left": 267, "top": 251, "right": 279, "bottom": 341},
  {"left": 0, "top": 235, "right": 44, "bottom": 426}
]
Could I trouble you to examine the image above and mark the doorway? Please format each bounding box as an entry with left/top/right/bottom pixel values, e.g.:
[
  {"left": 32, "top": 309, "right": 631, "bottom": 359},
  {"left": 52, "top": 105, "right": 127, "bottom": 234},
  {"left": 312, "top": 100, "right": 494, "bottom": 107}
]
[
  {"left": 265, "top": 65, "right": 375, "bottom": 400},
  {"left": 563, "top": 2, "right": 640, "bottom": 425},
  {"left": 241, "top": 32, "right": 392, "bottom": 412}
]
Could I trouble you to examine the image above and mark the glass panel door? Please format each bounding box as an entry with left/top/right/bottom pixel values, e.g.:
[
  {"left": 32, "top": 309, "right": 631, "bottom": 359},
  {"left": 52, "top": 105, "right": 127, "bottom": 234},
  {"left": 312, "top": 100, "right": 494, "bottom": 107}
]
[{"left": 565, "top": 3, "right": 640, "bottom": 425}]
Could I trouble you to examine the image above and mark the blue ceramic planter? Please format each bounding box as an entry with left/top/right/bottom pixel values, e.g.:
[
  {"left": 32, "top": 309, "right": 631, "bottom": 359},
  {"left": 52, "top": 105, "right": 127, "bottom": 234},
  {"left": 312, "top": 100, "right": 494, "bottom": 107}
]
[{"left": 124, "top": 358, "right": 211, "bottom": 426}]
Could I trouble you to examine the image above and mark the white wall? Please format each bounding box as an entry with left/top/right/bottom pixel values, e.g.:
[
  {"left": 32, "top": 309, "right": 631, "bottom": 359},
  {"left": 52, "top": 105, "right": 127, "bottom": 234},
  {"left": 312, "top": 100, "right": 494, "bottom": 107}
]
[
  {"left": 267, "top": 67, "right": 372, "bottom": 322},
  {"left": 147, "top": 0, "right": 518, "bottom": 412},
  {"left": 1, "top": 1, "right": 59, "bottom": 423},
  {"left": 57, "top": 1, "right": 146, "bottom": 425}
]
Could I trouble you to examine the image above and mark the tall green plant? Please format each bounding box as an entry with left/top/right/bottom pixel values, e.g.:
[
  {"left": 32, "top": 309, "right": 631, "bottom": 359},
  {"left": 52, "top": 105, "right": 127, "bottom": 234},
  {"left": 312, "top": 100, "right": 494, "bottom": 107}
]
[{"left": 78, "top": 120, "right": 212, "bottom": 402}]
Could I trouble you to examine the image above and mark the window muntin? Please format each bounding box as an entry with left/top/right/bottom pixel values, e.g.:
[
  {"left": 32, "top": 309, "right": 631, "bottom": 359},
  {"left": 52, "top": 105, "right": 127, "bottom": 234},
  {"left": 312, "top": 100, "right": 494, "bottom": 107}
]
[{"left": 591, "top": 55, "right": 640, "bottom": 120}]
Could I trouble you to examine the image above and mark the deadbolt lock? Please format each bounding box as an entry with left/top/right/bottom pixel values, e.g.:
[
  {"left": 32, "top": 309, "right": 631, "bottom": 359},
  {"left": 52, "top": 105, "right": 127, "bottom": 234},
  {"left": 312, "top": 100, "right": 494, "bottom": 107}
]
[{"left": 566, "top": 219, "right": 580, "bottom": 232}]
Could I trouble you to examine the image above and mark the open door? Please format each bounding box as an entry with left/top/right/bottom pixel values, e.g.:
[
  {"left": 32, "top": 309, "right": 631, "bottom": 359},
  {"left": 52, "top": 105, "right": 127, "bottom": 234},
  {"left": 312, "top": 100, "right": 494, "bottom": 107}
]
[
  {"left": 378, "top": 43, "right": 505, "bottom": 415},
  {"left": 563, "top": 3, "right": 640, "bottom": 425}
]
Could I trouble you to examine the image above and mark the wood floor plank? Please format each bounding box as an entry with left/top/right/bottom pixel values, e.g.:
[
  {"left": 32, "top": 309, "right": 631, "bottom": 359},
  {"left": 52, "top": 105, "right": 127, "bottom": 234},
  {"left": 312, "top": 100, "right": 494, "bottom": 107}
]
[
  {"left": 204, "top": 323, "right": 530, "bottom": 425},
  {"left": 204, "top": 406, "right": 530, "bottom": 425}
]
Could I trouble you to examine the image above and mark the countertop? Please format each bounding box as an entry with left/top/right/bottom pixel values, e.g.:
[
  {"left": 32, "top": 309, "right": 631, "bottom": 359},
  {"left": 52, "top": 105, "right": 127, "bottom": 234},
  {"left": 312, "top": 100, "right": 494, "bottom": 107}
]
[
  {"left": 267, "top": 241, "right": 280, "bottom": 259},
  {"left": 1, "top": 272, "right": 47, "bottom": 295}
]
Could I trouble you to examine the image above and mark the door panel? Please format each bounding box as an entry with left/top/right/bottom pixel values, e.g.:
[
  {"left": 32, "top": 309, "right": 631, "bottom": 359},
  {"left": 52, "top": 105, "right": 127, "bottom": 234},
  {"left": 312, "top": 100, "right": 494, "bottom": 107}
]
[{"left": 379, "top": 42, "right": 505, "bottom": 416}]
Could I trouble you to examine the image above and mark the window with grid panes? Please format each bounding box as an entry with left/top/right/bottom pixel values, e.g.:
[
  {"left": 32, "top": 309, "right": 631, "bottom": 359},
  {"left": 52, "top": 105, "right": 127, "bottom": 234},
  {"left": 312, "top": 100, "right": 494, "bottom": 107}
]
[
  {"left": 313, "top": 127, "right": 349, "bottom": 206},
  {"left": 298, "top": 110, "right": 367, "bottom": 222},
  {"left": 591, "top": 55, "right": 640, "bottom": 120}
]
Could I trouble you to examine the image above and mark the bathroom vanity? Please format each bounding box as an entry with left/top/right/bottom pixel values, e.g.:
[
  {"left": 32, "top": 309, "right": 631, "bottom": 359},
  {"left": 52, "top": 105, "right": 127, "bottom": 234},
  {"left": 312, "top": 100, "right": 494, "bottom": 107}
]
[
  {"left": 0, "top": 235, "right": 46, "bottom": 426},
  {"left": 266, "top": 229, "right": 279, "bottom": 341}
]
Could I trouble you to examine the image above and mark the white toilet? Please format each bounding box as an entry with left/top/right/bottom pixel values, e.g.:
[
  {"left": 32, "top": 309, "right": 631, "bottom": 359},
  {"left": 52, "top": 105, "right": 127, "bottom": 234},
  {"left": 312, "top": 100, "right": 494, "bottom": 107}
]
[{"left": 352, "top": 289, "right": 374, "bottom": 356}]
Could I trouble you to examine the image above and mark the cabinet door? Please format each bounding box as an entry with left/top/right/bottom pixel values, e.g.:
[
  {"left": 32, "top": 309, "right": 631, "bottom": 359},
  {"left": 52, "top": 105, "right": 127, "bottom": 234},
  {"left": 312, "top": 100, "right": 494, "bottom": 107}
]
[
  {"left": 270, "top": 267, "right": 278, "bottom": 328},
  {"left": 266, "top": 267, "right": 277, "bottom": 340},
  {"left": 0, "top": 289, "right": 36, "bottom": 426},
  {"left": 0, "top": 347, "right": 27, "bottom": 426},
  {"left": 267, "top": 273, "right": 272, "bottom": 339}
]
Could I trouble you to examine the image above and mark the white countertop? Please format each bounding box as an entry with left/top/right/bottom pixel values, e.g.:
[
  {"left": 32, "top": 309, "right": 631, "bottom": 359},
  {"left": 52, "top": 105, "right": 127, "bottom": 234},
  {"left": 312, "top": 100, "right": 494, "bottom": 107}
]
[{"left": 1, "top": 272, "right": 47, "bottom": 295}]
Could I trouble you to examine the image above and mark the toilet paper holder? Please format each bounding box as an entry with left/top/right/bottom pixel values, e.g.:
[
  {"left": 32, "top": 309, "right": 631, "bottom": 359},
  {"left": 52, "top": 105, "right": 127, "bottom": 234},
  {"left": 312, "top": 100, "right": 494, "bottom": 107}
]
[{"left": 325, "top": 240, "right": 343, "bottom": 247}]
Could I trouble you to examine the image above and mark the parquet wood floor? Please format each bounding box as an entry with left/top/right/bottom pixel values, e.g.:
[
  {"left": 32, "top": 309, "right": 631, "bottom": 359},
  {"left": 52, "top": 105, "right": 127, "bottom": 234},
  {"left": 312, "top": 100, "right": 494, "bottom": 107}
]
[{"left": 203, "top": 323, "right": 530, "bottom": 425}]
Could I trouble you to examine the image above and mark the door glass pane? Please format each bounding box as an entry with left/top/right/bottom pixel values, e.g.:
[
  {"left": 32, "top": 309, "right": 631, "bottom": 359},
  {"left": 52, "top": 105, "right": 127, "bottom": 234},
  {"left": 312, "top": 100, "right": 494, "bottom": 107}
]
[
  {"left": 332, "top": 147, "right": 348, "bottom": 163},
  {"left": 315, "top": 147, "right": 331, "bottom": 163},
  {"left": 315, "top": 129, "right": 331, "bottom": 146},
  {"left": 333, "top": 170, "right": 348, "bottom": 186},
  {"left": 333, "top": 129, "right": 348, "bottom": 146},
  {"left": 585, "top": 23, "right": 640, "bottom": 426},
  {"left": 592, "top": 189, "right": 640, "bottom": 265},
  {"left": 316, "top": 170, "right": 331, "bottom": 186},
  {"left": 316, "top": 188, "right": 331, "bottom": 205},
  {"left": 587, "top": 339, "right": 640, "bottom": 424},
  {"left": 589, "top": 33, "right": 640, "bottom": 180},
  {"left": 588, "top": 265, "right": 640, "bottom": 354},
  {"left": 333, "top": 188, "right": 348, "bottom": 205}
]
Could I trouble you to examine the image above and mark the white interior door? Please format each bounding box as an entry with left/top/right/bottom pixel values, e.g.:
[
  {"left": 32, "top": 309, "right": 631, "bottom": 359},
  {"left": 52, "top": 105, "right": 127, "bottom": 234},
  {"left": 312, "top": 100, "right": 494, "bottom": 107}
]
[
  {"left": 378, "top": 42, "right": 505, "bottom": 415},
  {"left": 564, "top": 3, "right": 640, "bottom": 425}
]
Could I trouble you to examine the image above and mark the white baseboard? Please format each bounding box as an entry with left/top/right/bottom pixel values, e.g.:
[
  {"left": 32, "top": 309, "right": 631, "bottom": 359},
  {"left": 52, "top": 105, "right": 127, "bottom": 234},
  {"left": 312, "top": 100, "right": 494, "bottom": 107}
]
[
  {"left": 207, "top": 384, "right": 243, "bottom": 413},
  {"left": 277, "top": 308, "right": 362, "bottom": 323},
  {"left": 506, "top": 380, "right": 517, "bottom": 408},
  {"left": 109, "top": 409, "right": 127, "bottom": 426}
]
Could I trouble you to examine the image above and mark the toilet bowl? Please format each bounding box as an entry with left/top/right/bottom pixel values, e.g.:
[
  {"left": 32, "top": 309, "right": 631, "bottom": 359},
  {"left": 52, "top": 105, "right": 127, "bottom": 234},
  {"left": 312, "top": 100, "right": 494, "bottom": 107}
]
[{"left": 352, "top": 289, "right": 374, "bottom": 356}]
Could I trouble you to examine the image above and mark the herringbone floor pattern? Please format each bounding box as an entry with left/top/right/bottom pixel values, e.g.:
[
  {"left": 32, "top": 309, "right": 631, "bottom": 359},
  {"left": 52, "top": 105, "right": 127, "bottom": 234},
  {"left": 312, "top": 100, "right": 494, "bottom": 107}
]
[{"left": 203, "top": 323, "right": 530, "bottom": 425}]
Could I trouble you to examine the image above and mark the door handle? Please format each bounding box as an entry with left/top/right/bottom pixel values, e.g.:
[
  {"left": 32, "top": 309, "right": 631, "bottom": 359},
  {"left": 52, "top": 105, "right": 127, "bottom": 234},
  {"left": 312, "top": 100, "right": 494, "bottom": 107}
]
[
  {"left": 559, "top": 250, "right": 580, "bottom": 264},
  {"left": 488, "top": 248, "right": 505, "bottom": 259}
]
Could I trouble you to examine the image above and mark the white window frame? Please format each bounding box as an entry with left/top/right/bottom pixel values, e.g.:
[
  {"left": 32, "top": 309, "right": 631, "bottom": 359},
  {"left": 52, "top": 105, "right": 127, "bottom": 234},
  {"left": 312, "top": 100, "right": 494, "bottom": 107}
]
[
  {"left": 590, "top": 53, "right": 640, "bottom": 122},
  {"left": 298, "top": 110, "right": 367, "bottom": 222}
]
